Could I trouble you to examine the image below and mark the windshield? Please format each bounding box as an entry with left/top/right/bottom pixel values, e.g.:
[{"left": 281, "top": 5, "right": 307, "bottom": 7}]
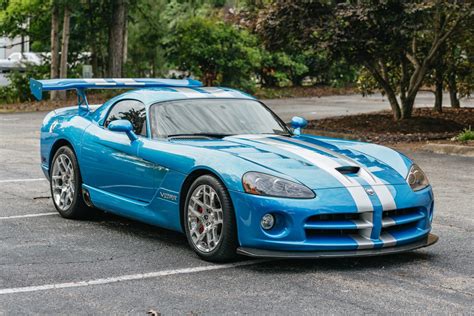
[{"left": 150, "top": 99, "right": 290, "bottom": 138}]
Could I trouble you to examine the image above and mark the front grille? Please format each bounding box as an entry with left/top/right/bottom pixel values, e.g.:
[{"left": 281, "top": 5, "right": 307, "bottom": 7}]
[
  {"left": 304, "top": 207, "right": 426, "bottom": 247},
  {"left": 382, "top": 221, "right": 418, "bottom": 234},
  {"left": 307, "top": 213, "right": 359, "bottom": 222},
  {"left": 304, "top": 211, "right": 373, "bottom": 242},
  {"left": 382, "top": 207, "right": 424, "bottom": 229},
  {"left": 306, "top": 228, "right": 360, "bottom": 238}
]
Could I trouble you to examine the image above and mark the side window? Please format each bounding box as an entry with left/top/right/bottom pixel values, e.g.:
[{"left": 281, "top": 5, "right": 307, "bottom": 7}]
[{"left": 104, "top": 100, "right": 147, "bottom": 136}]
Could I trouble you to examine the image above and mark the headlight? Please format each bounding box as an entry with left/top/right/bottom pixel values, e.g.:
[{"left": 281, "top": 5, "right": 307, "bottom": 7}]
[
  {"left": 406, "top": 164, "right": 429, "bottom": 191},
  {"left": 242, "top": 172, "right": 315, "bottom": 199}
]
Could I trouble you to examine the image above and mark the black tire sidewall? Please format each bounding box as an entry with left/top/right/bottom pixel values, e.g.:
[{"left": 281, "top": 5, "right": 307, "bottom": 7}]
[
  {"left": 184, "top": 175, "right": 238, "bottom": 262},
  {"left": 50, "top": 146, "right": 87, "bottom": 218}
]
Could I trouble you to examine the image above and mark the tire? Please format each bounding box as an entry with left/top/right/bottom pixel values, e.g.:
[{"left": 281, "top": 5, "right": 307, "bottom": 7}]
[
  {"left": 50, "top": 146, "right": 90, "bottom": 219},
  {"left": 184, "top": 175, "right": 238, "bottom": 262}
]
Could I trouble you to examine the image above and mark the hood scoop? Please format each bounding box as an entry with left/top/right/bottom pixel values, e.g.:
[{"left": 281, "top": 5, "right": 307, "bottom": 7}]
[{"left": 336, "top": 166, "right": 360, "bottom": 175}]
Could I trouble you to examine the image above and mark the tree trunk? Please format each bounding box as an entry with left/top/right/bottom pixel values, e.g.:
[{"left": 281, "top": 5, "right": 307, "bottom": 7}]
[
  {"left": 433, "top": 66, "right": 443, "bottom": 113},
  {"left": 447, "top": 70, "right": 460, "bottom": 108},
  {"left": 87, "top": 0, "right": 98, "bottom": 78},
  {"left": 50, "top": 3, "right": 60, "bottom": 100},
  {"left": 123, "top": 6, "right": 128, "bottom": 65},
  {"left": 58, "top": 6, "right": 71, "bottom": 100},
  {"left": 386, "top": 89, "right": 402, "bottom": 120},
  {"left": 401, "top": 96, "right": 415, "bottom": 119},
  {"left": 363, "top": 61, "right": 402, "bottom": 120},
  {"left": 108, "top": 0, "right": 127, "bottom": 77},
  {"left": 434, "top": 82, "right": 443, "bottom": 113}
]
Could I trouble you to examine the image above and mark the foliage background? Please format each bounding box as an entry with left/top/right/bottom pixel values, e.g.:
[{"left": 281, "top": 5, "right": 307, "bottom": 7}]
[{"left": 0, "top": 0, "right": 472, "bottom": 120}]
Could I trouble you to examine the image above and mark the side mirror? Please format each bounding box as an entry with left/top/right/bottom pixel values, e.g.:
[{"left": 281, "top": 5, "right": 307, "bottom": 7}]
[
  {"left": 108, "top": 119, "right": 138, "bottom": 142},
  {"left": 291, "top": 116, "right": 308, "bottom": 136}
]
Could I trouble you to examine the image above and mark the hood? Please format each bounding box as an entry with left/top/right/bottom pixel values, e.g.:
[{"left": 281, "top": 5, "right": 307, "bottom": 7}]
[{"left": 171, "top": 134, "right": 411, "bottom": 190}]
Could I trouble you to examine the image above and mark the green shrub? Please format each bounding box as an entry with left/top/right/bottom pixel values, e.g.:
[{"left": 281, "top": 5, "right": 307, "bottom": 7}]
[
  {"left": 456, "top": 127, "right": 474, "bottom": 142},
  {"left": 259, "top": 51, "right": 308, "bottom": 87},
  {"left": 0, "top": 64, "right": 50, "bottom": 103}
]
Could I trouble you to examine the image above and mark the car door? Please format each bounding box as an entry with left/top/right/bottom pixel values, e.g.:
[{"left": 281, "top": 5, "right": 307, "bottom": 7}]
[{"left": 80, "top": 99, "right": 158, "bottom": 203}]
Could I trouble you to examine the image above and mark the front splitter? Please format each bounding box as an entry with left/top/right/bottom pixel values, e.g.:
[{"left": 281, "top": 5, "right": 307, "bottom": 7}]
[{"left": 237, "top": 233, "right": 439, "bottom": 259}]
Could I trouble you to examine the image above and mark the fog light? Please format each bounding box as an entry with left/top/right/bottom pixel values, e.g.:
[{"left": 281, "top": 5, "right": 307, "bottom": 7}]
[{"left": 261, "top": 214, "right": 275, "bottom": 230}]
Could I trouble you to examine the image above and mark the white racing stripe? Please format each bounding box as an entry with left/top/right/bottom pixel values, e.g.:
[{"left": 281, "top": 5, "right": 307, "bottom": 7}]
[
  {"left": 349, "top": 234, "right": 374, "bottom": 249},
  {"left": 0, "top": 212, "right": 57, "bottom": 220},
  {"left": 113, "top": 78, "right": 145, "bottom": 85},
  {"left": 0, "top": 178, "right": 46, "bottom": 183},
  {"left": 382, "top": 217, "right": 396, "bottom": 228},
  {"left": 203, "top": 87, "right": 235, "bottom": 98},
  {"left": 0, "top": 260, "right": 266, "bottom": 295},
  {"left": 371, "top": 185, "right": 396, "bottom": 210},
  {"left": 172, "top": 87, "right": 207, "bottom": 98},
  {"left": 380, "top": 232, "right": 397, "bottom": 247},
  {"left": 283, "top": 137, "right": 397, "bottom": 211},
  {"left": 84, "top": 78, "right": 116, "bottom": 85}
]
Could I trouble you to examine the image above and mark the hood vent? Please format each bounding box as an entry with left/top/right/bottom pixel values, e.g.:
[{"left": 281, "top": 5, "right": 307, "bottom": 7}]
[{"left": 336, "top": 166, "right": 360, "bottom": 174}]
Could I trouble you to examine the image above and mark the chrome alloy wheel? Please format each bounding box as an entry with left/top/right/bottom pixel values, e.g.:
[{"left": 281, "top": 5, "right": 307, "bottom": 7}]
[
  {"left": 187, "top": 184, "right": 224, "bottom": 253},
  {"left": 51, "top": 154, "right": 75, "bottom": 211}
]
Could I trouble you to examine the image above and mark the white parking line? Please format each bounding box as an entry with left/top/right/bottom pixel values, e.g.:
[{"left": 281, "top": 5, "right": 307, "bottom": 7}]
[
  {"left": 0, "top": 260, "right": 267, "bottom": 295},
  {"left": 0, "top": 212, "right": 57, "bottom": 220},
  {"left": 0, "top": 178, "right": 46, "bottom": 183}
]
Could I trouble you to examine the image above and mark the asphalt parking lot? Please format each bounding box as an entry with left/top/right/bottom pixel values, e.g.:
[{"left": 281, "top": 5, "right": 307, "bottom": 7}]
[{"left": 1, "top": 98, "right": 473, "bottom": 314}]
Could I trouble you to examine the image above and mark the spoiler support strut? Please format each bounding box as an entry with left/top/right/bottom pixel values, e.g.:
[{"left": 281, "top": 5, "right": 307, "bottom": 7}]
[{"left": 77, "top": 88, "right": 89, "bottom": 112}]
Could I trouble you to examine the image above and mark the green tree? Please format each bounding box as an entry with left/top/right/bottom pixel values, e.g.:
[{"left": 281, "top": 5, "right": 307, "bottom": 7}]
[
  {"left": 259, "top": 1, "right": 472, "bottom": 120},
  {"left": 167, "top": 16, "right": 261, "bottom": 90},
  {"left": 126, "top": 0, "right": 167, "bottom": 77},
  {"left": 0, "top": 0, "right": 49, "bottom": 52}
]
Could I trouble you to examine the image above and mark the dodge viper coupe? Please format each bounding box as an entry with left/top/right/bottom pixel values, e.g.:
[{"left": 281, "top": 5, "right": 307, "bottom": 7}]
[{"left": 31, "top": 78, "right": 438, "bottom": 262}]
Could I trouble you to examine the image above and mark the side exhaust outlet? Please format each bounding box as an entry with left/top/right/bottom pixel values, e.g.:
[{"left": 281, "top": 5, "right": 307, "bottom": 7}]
[{"left": 82, "top": 188, "right": 94, "bottom": 208}]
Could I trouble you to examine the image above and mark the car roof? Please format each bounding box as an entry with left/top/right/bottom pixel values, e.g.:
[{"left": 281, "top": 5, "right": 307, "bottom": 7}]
[{"left": 115, "top": 86, "right": 255, "bottom": 106}]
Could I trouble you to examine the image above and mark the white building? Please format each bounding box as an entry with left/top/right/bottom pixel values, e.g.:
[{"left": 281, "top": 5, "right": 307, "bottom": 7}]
[
  {"left": 0, "top": 36, "right": 29, "bottom": 59},
  {"left": 0, "top": 36, "right": 30, "bottom": 87}
]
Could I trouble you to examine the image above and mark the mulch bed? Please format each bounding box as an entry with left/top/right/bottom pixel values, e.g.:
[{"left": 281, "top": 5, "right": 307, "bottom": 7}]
[{"left": 308, "top": 107, "right": 474, "bottom": 144}]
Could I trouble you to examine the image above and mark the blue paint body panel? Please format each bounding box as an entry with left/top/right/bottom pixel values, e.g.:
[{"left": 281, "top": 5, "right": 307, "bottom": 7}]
[{"left": 37, "top": 81, "right": 435, "bottom": 255}]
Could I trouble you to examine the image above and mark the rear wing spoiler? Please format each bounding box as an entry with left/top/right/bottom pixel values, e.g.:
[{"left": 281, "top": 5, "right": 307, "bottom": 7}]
[{"left": 29, "top": 78, "right": 203, "bottom": 111}]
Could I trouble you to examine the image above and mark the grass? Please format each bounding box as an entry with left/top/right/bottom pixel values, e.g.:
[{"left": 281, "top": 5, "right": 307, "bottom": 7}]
[{"left": 456, "top": 127, "right": 474, "bottom": 142}]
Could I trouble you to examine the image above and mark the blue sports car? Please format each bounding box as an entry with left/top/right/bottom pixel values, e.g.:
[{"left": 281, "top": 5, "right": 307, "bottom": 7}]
[{"left": 31, "top": 78, "right": 438, "bottom": 262}]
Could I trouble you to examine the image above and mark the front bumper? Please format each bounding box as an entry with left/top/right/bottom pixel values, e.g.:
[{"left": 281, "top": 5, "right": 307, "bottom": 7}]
[
  {"left": 230, "top": 184, "right": 435, "bottom": 253},
  {"left": 237, "top": 233, "right": 438, "bottom": 258}
]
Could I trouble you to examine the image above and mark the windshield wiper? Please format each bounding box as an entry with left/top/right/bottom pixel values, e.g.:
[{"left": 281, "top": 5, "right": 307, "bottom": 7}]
[
  {"left": 255, "top": 131, "right": 292, "bottom": 137},
  {"left": 167, "top": 133, "right": 233, "bottom": 139},
  {"left": 273, "top": 131, "right": 293, "bottom": 137}
]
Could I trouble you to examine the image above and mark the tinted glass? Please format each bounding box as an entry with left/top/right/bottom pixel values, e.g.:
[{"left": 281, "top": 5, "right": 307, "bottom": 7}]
[
  {"left": 105, "top": 100, "right": 147, "bottom": 136},
  {"left": 150, "top": 99, "right": 289, "bottom": 138}
]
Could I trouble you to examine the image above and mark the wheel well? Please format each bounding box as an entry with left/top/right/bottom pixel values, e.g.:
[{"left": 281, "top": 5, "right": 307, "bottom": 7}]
[
  {"left": 179, "top": 169, "right": 221, "bottom": 232},
  {"left": 49, "top": 139, "right": 74, "bottom": 172}
]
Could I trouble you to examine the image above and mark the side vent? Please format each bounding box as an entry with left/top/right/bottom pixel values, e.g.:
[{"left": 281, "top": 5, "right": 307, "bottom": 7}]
[
  {"left": 336, "top": 166, "right": 360, "bottom": 174},
  {"left": 82, "top": 188, "right": 94, "bottom": 208}
]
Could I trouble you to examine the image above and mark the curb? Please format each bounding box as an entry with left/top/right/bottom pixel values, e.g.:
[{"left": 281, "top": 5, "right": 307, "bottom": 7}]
[{"left": 421, "top": 143, "right": 474, "bottom": 157}]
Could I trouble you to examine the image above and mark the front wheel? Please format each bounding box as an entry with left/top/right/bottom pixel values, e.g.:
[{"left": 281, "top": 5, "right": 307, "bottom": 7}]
[
  {"left": 50, "top": 146, "right": 90, "bottom": 219},
  {"left": 184, "top": 175, "right": 238, "bottom": 262}
]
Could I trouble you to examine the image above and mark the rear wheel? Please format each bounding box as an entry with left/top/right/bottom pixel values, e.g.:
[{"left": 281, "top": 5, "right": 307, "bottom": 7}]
[
  {"left": 184, "top": 175, "right": 238, "bottom": 262},
  {"left": 50, "top": 146, "right": 90, "bottom": 219}
]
